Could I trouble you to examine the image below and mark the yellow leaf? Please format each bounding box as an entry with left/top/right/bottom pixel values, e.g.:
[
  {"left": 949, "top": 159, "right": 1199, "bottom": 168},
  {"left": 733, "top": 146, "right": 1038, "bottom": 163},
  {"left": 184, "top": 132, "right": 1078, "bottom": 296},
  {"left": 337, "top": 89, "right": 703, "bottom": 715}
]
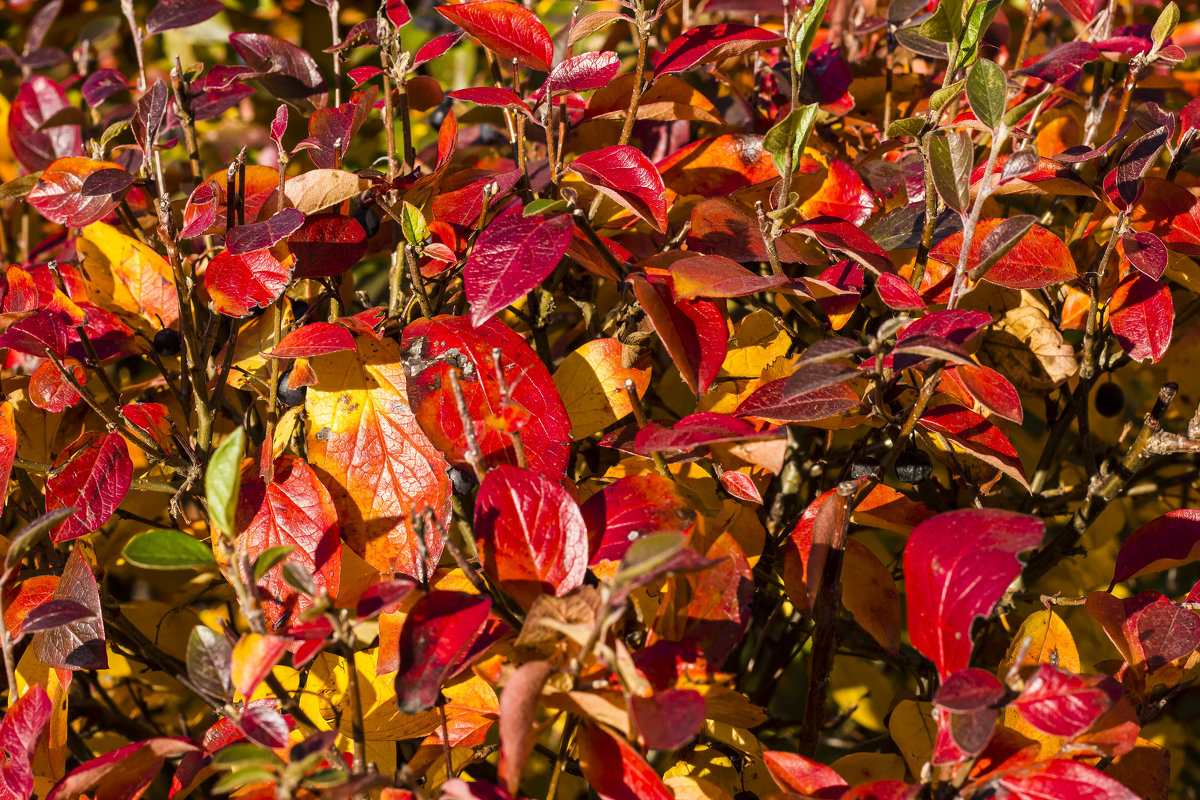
[
  {"left": 831, "top": 752, "right": 908, "bottom": 784},
  {"left": 831, "top": 656, "right": 896, "bottom": 733},
  {"left": 664, "top": 775, "right": 735, "bottom": 800},
  {"left": 888, "top": 700, "right": 936, "bottom": 776},
  {"left": 553, "top": 338, "right": 650, "bottom": 441},
  {"left": 16, "top": 647, "right": 68, "bottom": 793},
  {"left": 78, "top": 221, "right": 179, "bottom": 329},
  {"left": 719, "top": 309, "right": 792, "bottom": 379}
]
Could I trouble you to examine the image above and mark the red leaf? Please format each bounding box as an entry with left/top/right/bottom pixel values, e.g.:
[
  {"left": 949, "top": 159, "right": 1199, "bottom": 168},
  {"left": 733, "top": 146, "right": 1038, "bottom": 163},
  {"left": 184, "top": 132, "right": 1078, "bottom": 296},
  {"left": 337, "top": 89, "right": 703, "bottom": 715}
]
[
  {"left": 953, "top": 363, "right": 1023, "bottom": 424},
  {"left": 413, "top": 31, "right": 465, "bottom": 68},
  {"left": 677, "top": 533, "right": 753, "bottom": 663},
  {"left": 402, "top": 316, "right": 571, "bottom": 481},
  {"left": 229, "top": 33, "right": 328, "bottom": 110},
  {"left": 447, "top": 87, "right": 532, "bottom": 114},
  {"left": 540, "top": 51, "right": 621, "bottom": 98},
  {"left": 28, "top": 157, "right": 125, "bottom": 227},
  {"left": 801, "top": 159, "right": 880, "bottom": 226},
  {"left": 45, "top": 431, "right": 132, "bottom": 543},
  {"left": 904, "top": 509, "right": 1042, "bottom": 676},
  {"left": 1114, "top": 508, "right": 1200, "bottom": 584},
  {"left": 581, "top": 475, "right": 697, "bottom": 563},
  {"left": 237, "top": 456, "right": 342, "bottom": 629},
  {"left": 121, "top": 403, "right": 174, "bottom": 453},
  {"left": 576, "top": 724, "right": 673, "bottom": 800},
  {"left": 8, "top": 76, "right": 81, "bottom": 172},
  {"left": 918, "top": 404, "right": 1028, "bottom": 488},
  {"left": 630, "top": 689, "right": 706, "bottom": 750},
  {"left": 31, "top": 549, "right": 107, "bottom": 670},
  {"left": 0, "top": 685, "right": 52, "bottom": 800},
  {"left": 474, "top": 465, "right": 588, "bottom": 605},
  {"left": 669, "top": 254, "right": 789, "bottom": 300},
  {"left": 634, "top": 412, "right": 779, "bottom": 454},
  {"left": 934, "top": 668, "right": 1005, "bottom": 713},
  {"left": 0, "top": 402, "right": 14, "bottom": 517},
  {"left": 466, "top": 205, "right": 574, "bottom": 326},
  {"left": 239, "top": 703, "right": 291, "bottom": 749},
  {"left": 205, "top": 248, "right": 291, "bottom": 318},
  {"left": 875, "top": 272, "right": 927, "bottom": 310},
  {"left": 1013, "top": 665, "right": 1120, "bottom": 738},
  {"left": 1108, "top": 273, "right": 1172, "bottom": 363},
  {"left": 395, "top": 591, "right": 492, "bottom": 714},
  {"left": 288, "top": 212, "right": 368, "bottom": 278},
  {"left": 735, "top": 377, "right": 861, "bottom": 423},
  {"left": 46, "top": 738, "right": 200, "bottom": 800},
  {"left": 1121, "top": 230, "right": 1168, "bottom": 280},
  {"left": 994, "top": 759, "right": 1139, "bottom": 800},
  {"left": 28, "top": 359, "right": 83, "bottom": 413},
  {"left": 629, "top": 274, "right": 726, "bottom": 395},
  {"left": 497, "top": 660, "right": 553, "bottom": 796},
  {"left": 226, "top": 208, "right": 305, "bottom": 255},
  {"left": 929, "top": 219, "right": 1077, "bottom": 289},
  {"left": 267, "top": 322, "right": 356, "bottom": 358},
  {"left": 570, "top": 146, "right": 669, "bottom": 232},
  {"left": 791, "top": 216, "right": 893, "bottom": 274},
  {"left": 1128, "top": 594, "right": 1200, "bottom": 671},
  {"left": 763, "top": 751, "right": 848, "bottom": 797},
  {"left": 653, "top": 24, "right": 784, "bottom": 76},
  {"left": 719, "top": 470, "right": 762, "bottom": 504},
  {"left": 436, "top": 1, "right": 553, "bottom": 71}
]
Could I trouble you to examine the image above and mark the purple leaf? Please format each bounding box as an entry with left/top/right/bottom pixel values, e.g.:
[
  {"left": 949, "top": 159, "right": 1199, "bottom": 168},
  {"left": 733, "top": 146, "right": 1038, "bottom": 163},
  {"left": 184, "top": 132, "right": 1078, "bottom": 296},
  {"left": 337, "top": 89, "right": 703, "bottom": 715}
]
[
  {"left": 1122, "top": 230, "right": 1168, "bottom": 280},
  {"left": 19, "top": 599, "right": 96, "bottom": 636},
  {"left": 80, "top": 168, "right": 135, "bottom": 197},
  {"left": 81, "top": 69, "right": 129, "bottom": 106},
  {"left": 226, "top": 208, "right": 306, "bottom": 255},
  {"left": 146, "top": 0, "right": 224, "bottom": 35}
]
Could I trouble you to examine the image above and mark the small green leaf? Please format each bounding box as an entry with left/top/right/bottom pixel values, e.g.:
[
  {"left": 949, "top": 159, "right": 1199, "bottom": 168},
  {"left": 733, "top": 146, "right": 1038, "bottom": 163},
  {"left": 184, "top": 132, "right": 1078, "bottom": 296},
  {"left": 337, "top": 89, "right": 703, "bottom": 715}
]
[
  {"left": 400, "top": 201, "right": 428, "bottom": 246},
  {"left": 955, "top": 0, "right": 1001, "bottom": 69},
  {"left": 206, "top": 429, "right": 244, "bottom": 538},
  {"left": 213, "top": 768, "right": 277, "bottom": 794},
  {"left": 1003, "top": 86, "right": 1051, "bottom": 128},
  {"left": 253, "top": 545, "right": 295, "bottom": 581},
  {"left": 887, "top": 117, "right": 926, "bottom": 139},
  {"left": 0, "top": 174, "right": 41, "bottom": 202},
  {"left": 1152, "top": 2, "right": 1179, "bottom": 49},
  {"left": 124, "top": 529, "right": 217, "bottom": 570},
  {"left": 763, "top": 103, "right": 820, "bottom": 178},
  {"left": 282, "top": 562, "right": 316, "bottom": 596},
  {"left": 929, "top": 131, "right": 972, "bottom": 215},
  {"left": 213, "top": 744, "right": 284, "bottom": 770},
  {"left": 5, "top": 508, "right": 76, "bottom": 571},
  {"left": 966, "top": 59, "right": 1006, "bottom": 130},
  {"left": 930, "top": 80, "right": 965, "bottom": 116},
  {"left": 918, "top": 0, "right": 961, "bottom": 43},
  {"left": 614, "top": 533, "right": 686, "bottom": 585},
  {"left": 794, "top": 0, "right": 830, "bottom": 71},
  {"left": 305, "top": 768, "right": 349, "bottom": 788},
  {"left": 99, "top": 119, "right": 129, "bottom": 151},
  {"left": 524, "top": 198, "right": 568, "bottom": 216}
]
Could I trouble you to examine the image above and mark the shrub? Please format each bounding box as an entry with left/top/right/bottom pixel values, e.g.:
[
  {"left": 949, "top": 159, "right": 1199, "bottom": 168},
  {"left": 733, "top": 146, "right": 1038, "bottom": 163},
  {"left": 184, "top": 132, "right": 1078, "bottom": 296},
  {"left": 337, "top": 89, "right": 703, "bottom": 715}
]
[{"left": 0, "top": 0, "right": 1197, "bottom": 798}]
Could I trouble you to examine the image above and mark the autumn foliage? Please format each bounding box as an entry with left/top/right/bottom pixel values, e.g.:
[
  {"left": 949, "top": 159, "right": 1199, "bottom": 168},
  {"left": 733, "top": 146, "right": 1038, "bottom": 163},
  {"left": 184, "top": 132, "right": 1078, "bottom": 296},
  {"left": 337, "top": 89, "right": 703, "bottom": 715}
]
[{"left": 3, "top": 0, "right": 1200, "bottom": 797}]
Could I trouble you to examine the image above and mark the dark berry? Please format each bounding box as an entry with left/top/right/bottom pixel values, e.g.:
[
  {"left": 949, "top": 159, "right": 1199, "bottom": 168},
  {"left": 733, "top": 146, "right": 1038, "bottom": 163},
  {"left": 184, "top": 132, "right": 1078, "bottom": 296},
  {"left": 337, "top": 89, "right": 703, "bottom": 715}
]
[
  {"left": 277, "top": 371, "right": 306, "bottom": 407},
  {"left": 1095, "top": 382, "right": 1125, "bottom": 418},
  {"left": 153, "top": 327, "right": 181, "bottom": 357},
  {"left": 429, "top": 97, "right": 453, "bottom": 130},
  {"left": 289, "top": 297, "right": 309, "bottom": 321},
  {"left": 849, "top": 455, "right": 880, "bottom": 479},
  {"left": 895, "top": 448, "right": 933, "bottom": 484},
  {"left": 734, "top": 792, "right": 758, "bottom": 800},
  {"left": 353, "top": 202, "right": 381, "bottom": 238},
  {"left": 447, "top": 465, "right": 476, "bottom": 495}
]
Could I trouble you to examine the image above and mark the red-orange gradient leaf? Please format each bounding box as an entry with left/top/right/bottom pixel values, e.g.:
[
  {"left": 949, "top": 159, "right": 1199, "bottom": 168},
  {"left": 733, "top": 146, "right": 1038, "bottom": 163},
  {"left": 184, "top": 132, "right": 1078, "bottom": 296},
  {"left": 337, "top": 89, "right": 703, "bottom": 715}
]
[
  {"left": 929, "top": 219, "right": 1077, "bottom": 289},
  {"left": 436, "top": 1, "right": 553, "bottom": 71},
  {"left": 237, "top": 456, "right": 341, "bottom": 630},
  {"left": 45, "top": 431, "right": 132, "bottom": 543},
  {"left": 28, "top": 157, "right": 125, "bottom": 228},
  {"left": 576, "top": 724, "right": 674, "bottom": 800}
]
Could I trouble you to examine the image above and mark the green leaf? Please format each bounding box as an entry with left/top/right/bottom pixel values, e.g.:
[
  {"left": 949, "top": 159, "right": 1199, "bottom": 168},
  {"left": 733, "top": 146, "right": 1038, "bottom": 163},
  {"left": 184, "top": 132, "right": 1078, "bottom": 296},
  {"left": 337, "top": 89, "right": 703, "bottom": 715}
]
[
  {"left": 206, "top": 428, "right": 244, "bottom": 538},
  {"left": 614, "top": 533, "right": 686, "bottom": 585},
  {"left": 305, "top": 768, "right": 349, "bottom": 788},
  {"left": 400, "top": 201, "right": 428, "bottom": 246},
  {"left": 793, "top": 0, "right": 830, "bottom": 71},
  {"left": 1003, "top": 85, "right": 1052, "bottom": 128},
  {"left": 930, "top": 80, "right": 965, "bottom": 116},
  {"left": 187, "top": 625, "right": 233, "bottom": 702},
  {"left": 0, "top": 174, "right": 41, "bottom": 202},
  {"left": 929, "top": 131, "right": 972, "bottom": 215},
  {"left": 763, "top": 103, "right": 820, "bottom": 178},
  {"left": 213, "top": 768, "right": 278, "bottom": 794},
  {"left": 213, "top": 744, "right": 284, "bottom": 770},
  {"left": 955, "top": 0, "right": 1001, "bottom": 69},
  {"left": 124, "top": 529, "right": 217, "bottom": 570},
  {"left": 524, "top": 198, "right": 567, "bottom": 216},
  {"left": 918, "top": 0, "right": 961, "bottom": 43},
  {"left": 966, "top": 59, "right": 1006, "bottom": 130},
  {"left": 887, "top": 116, "right": 926, "bottom": 139},
  {"left": 1152, "top": 2, "right": 1179, "bottom": 49},
  {"left": 253, "top": 544, "right": 295, "bottom": 581}
]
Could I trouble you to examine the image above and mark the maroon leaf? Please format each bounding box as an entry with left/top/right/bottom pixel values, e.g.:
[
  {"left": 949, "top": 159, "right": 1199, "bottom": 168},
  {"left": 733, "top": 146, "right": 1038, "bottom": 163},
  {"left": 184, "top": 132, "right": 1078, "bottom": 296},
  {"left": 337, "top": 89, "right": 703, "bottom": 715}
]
[
  {"left": 1130, "top": 594, "right": 1200, "bottom": 671},
  {"left": 395, "top": 591, "right": 492, "bottom": 714},
  {"left": 299, "top": 88, "right": 378, "bottom": 168},
  {"left": 1108, "top": 273, "right": 1172, "bottom": 363},
  {"left": 1122, "top": 230, "right": 1168, "bottom": 280},
  {"left": 0, "top": 684, "right": 52, "bottom": 800},
  {"left": 45, "top": 431, "right": 132, "bottom": 543},
  {"left": 933, "top": 668, "right": 1005, "bottom": 713},
  {"left": 918, "top": 404, "right": 1028, "bottom": 488},
  {"left": 1115, "top": 126, "right": 1170, "bottom": 207},
  {"left": 1013, "top": 665, "right": 1120, "bottom": 738},
  {"left": 436, "top": 1, "right": 553, "bottom": 71},
  {"left": 791, "top": 216, "right": 894, "bottom": 274},
  {"left": 80, "top": 167, "right": 135, "bottom": 198},
  {"left": 19, "top": 598, "right": 95, "bottom": 636},
  {"left": 239, "top": 703, "right": 291, "bottom": 749},
  {"left": 994, "top": 760, "right": 1139, "bottom": 800},
  {"left": 904, "top": 509, "right": 1042, "bottom": 676},
  {"left": 229, "top": 33, "right": 328, "bottom": 110},
  {"left": 634, "top": 412, "right": 780, "bottom": 454},
  {"left": 205, "top": 248, "right": 291, "bottom": 317},
  {"left": 1114, "top": 509, "right": 1200, "bottom": 584},
  {"left": 466, "top": 205, "right": 574, "bottom": 327},
  {"left": 954, "top": 363, "right": 1023, "bottom": 424},
  {"left": 735, "top": 377, "right": 861, "bottom": 423},
  {"left": 226, "top": 208, "right": 305, "bottom": 255},
  {"left": 288, "top": 212, "right": 368, "bottom": 278},
  {"left": 570, "top": 146, "right": 669, "bottom": 232},
  {"left": 132, "top": 79, "right": 169, "bottom": 162},
  {"left": 47, "top": 738, "right": 200, "bottom": 800},
  {"left": 628, "top": 274, "right": 726, "bottom": 395},
  {"left": 31, "top": 549, "right": 107, "bottom": 670},
  {"left": 146, "top": 0, "right": 223, "bottom": 34},
  {"left": 81, "top": 69, "right": 129, "bottom": 106},
  {"left": 28, "top": 157, "right": 125, "bottom": 227},
  {"left": 653, "top": 23, "right": 784, "bottom": 76},
  {"left": 267, "top": 322, "right": 356, "bottom": 358},
  {"left": 8, "top": 75, "right": 81, "bottom": 172},
  {"left": 630, "top": 689, "right": 706, "bottom": 750},
  {"left": 474, "top": 466, "right": 588, "bottom": 605}
]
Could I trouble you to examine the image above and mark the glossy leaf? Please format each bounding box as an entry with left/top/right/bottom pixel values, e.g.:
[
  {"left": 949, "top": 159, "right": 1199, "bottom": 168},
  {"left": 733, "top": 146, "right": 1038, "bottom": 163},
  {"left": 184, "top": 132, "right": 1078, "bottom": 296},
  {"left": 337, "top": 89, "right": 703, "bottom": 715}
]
[
  {"left": 570, "top": 146, "right": 668, "bottom": 232},
  {"left": 27, "top": 157, "right": 124, "bottom": 227},
  {"left": 401, "top": 315, "right": 571, "bottom": 481},
  {"left": 1113, "top": 509, "right": 1200, "bottom": 584},
  {"left": 8, "top": 75, "right": 80, "bottom": 172},
  {"left": 1121, "top": 230, "right": 1168, "bottom": 280},
  {"left": 629, "top": 274, "right": 726, "bottom": 396},
  {"left": 229, "top": 33, "right": 328, "bottom": 111},
  {"left": 670, "top": 255, "right": 789, "bottom": 300},
  {"left": 395, "top": 591, "right": 492, "bottom": 714},
  {"left": 541, "top": 51, "right": 621, "bottom": 98},
  {"left": 288, "top": 213, "right": 368, "bottom": 278},
  {"left": 953, "top": 363, "right": 1023, "bottom": 423},
  {"left": 653, "top": 23, "right": 784, "bottom": 76},
  {"left": 763, "top": 751, "right": 848, "bottom": 796},
  {"left": 436, "top": 1, "right": 553, "bottom": 71},
  {"left": 46, "top": 738, "right": 200, "bottom": 800},
  {"left": 187, "top": 625, "right": 233, "bottom": 702},
  {"left": 226, "top": 208, "right": 305, "bottom": 256},
  {"left": 919, "top": 404, "right": 1028, "bottom": 488},
  {"left": 994, "top": 760, "right": 1139, "bottom": 800},
  {"left": 475, "top": 466, "right": 588, "bottom": 605},
  {"left": 146, "top": 0, "right": 223, "bottom": 33},
  {"left": 576, "top": 724, "right": 674, "bottom": 800},
  {"left": 124, "top": 529, "right": 217, "bottom": 570},
  {"left": 205, "top": 248, "right": 291, "bottom": 318},
  {"left": 267, "top": 322, "right": 356, "bottom": 358},
  {"left": 498, "top": 660, "right": 553, "bottom": 795},
  {"left": 581, "top": 474, "right": 696, "bottom": 563},
  {"left": 904, "top": 509, "right": 1042, "bottom": 676},
  {"left": 735, "top": 376, "right": 861, "bottom": 423},
  {"left": 552, "top": 338, "right": 651, "bottom": 441},
  {"left": 929, "top": 219, "right": 1076, "bottom": 289},
  {"left": 207, "top": 428, "right": 244, "bottom": 537},
  {"left": 965, "top": 59, "right": 1006, "bottom": 130},
  {"left": 0, "top": 685, "right": 52, "bottom": 800},
  {"left": 466, "top": 205, "right": 573, "bottom": 326},
  {"left": 1013, "top": 665, "right": 1120, "bottom": 738},
  {"left": 45, "top": 431, "right": 132, "bottom": 543},
  {"left": 1108, "top": 273, "right": 1172, "bottom": 363}
]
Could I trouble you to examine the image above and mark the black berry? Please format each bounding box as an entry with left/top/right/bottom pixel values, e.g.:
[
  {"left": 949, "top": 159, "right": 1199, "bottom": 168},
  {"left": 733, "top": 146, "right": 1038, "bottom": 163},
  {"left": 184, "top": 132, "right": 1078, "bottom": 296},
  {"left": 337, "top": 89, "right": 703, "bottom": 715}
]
[
  {"left": 289, "top": 297, "right": 309, "bottom": 321},
  {"left": 153, "top": 328, "right": 181, "bottom": 357},
  {"left": 895, "top": 448, "right": 932, "bottom": 484},
  {"left": 353, "top": 202, "right": 381, "bottom": 238},
  {"left": 277, "top": 371, "right": 306, "bottom": 407},
  {"left": 849, "top": 455, "right": 881, "bottom": 479},
  {"left": 429, "top": 97, "right": 453, "bottom": 130},
  {"left": 447, "top": 465, "right": 476, "bottom": 495},
  {"left": 1095, "top": 382, "right": 1125, "bottom": 418}
]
